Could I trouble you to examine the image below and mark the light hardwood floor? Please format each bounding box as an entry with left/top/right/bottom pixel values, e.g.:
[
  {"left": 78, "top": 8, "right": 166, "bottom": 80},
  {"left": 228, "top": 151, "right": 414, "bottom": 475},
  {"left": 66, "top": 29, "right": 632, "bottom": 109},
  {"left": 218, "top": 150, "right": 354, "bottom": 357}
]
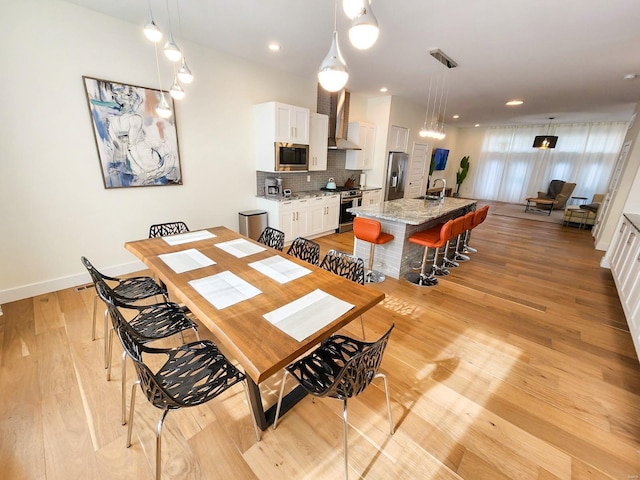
[{"left": 2, "top": 202, "right": 640, "bottom": 479}]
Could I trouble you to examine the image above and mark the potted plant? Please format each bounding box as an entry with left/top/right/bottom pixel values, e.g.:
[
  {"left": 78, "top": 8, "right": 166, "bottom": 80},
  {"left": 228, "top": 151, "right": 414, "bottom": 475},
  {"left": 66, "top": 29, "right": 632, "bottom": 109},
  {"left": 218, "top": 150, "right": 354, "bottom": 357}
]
[{"left": 455, "top": 156, "right": 470, "bottom": 197}]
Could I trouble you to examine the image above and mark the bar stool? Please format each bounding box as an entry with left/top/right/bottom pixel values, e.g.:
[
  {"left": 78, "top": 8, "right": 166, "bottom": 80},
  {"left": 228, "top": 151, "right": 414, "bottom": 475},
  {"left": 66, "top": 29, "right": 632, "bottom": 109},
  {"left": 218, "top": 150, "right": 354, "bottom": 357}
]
[
  {"left": 461, "top": 205, "right": 489, "bottom": 254},
  {"left": 443, "top": 216, "right": 467, "bottom": 269},
  {"left": 405, "top": 219, "right": 454, "bottom": 287},
  {"left": 453, "top": 211, "right": 475, "bottom": 262},
  {"left": 353, "top": 217, "right": 394, "bottom": 283}
]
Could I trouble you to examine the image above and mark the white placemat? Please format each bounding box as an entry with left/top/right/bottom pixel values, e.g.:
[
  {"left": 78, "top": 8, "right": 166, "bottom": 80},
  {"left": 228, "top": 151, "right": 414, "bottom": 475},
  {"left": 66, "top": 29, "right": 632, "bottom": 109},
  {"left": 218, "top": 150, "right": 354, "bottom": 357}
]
[
  {"left": 248, "top": 255, "right": 312, "bottom": 284},
  {"left": 158, "top": 248, "right": 215, "bottom": 274},
  {"left": 162, "top": 230, "right": 216, "bottom": 246},
  {"left": 189, "top": 271, "right": 262, "bottom": 309},
  {"left": 215, "top": 238, "right": 266, "bottom": 258},
  {"left": 263, "top": 289, "right": 355, "bottom": 342}
]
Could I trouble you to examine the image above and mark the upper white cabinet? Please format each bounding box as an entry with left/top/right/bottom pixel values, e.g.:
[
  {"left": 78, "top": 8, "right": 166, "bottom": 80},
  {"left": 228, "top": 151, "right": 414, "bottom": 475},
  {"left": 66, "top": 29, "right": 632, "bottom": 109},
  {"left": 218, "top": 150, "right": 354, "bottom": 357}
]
[
  {"left": 389, "top": 125, "right": 409, "bottom": 153},
  {"left": 254, "top": 101, "right": 310, "bottom": 172},
  {"left": 309, "top": 113, "right": 328, "bottom": 171},
  {"left": 346, "top": 122, "right": 376, "bottom": 170}
]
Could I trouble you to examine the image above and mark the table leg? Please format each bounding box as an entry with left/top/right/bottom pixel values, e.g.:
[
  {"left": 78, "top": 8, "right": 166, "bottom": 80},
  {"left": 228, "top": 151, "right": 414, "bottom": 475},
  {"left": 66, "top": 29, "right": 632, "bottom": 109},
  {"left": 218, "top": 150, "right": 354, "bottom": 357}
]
[
  {"left": 246, "top": 376, "right": 308, "bottom": 431},
  {"left": 524, "top": 199, "right": 531, "bottom": 213}
]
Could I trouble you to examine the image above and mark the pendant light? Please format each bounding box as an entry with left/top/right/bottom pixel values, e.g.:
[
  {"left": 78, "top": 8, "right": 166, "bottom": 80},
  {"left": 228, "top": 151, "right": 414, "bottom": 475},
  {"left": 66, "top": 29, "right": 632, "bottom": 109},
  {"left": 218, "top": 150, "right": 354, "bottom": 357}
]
[
  {"left": 419, "top": 77, "right": 434, "bottom": 138},
  {"left": 169, "top": 76, "right": 185, "bottom": 100},
  {"left": 153, "top": 43, "right": 172, "bottom": 118},
  {"left": 342, "top": 0, "right": 362, "bottom": 19},
  {"left": 177, "top": 57, "right": 193, "bottom": 84},
  {"left": 349, "top": 1, "right": 379, "bottom": 50},
  {"left": 143, "top": 9, "right": 162, "bottom": 43},
  {"left": 533, "top": 117, "right": 558, "bottom": 148},
  {"left": 164, "top": 32, "right": 182, "bottom": 62},
  {"left": 318, "top": 0, "right": 349, "bottom": 92}
]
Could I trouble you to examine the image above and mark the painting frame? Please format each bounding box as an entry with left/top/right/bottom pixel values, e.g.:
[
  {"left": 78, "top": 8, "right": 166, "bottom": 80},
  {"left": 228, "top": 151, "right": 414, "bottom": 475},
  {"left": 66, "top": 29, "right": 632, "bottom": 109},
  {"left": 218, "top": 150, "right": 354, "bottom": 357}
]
[{"left": 82, "top": 76, "right": 183, "bottom": 189}]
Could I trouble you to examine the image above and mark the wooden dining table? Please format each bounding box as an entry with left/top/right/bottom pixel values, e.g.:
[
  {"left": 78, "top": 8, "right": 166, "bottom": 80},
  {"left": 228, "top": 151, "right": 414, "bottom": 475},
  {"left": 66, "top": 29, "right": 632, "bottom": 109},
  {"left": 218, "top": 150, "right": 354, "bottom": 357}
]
[{"left": 124, "top": 226, "right": 385, "bottom": 430}]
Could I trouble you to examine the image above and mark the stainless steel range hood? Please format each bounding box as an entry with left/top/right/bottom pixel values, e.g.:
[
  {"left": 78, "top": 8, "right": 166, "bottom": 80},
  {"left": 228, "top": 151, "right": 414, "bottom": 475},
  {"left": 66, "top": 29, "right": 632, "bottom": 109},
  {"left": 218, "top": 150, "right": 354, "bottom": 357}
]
[{"left": 317, "top": 86, "right": 361, "bottom": 150}]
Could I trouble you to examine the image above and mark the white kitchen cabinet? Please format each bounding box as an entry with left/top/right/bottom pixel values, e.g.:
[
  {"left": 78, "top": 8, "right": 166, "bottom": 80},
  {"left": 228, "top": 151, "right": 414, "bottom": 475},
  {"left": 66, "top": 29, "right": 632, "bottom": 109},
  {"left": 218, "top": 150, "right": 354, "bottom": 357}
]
[
  {"left": 389, "top": 125, "right": 409, "bottom": 153},
  {"left": 254, "top": 102, "right": 310, "bottom": 172},
  {"left": 256, "top": 195, "right": 338, "bottom": 243},
  {"left": 362, "top": 189, "right": 382, "bottom": 206},
  {"left": 308, "top": 113, "right": 328, "bottom": 171},
  {"left": 609, "top": 214, "right": 640, "bottom": 362},
  {"left": 346, "top": 122, "right": 376, "bottom": 170}
]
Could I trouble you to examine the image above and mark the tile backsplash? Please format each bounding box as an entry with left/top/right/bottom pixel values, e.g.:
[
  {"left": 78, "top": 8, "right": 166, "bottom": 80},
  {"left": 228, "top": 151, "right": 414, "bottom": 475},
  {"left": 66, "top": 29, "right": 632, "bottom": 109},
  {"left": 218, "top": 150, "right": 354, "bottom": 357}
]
[{"left": 256, "top": 150, "right": 362, "bottom": 195}]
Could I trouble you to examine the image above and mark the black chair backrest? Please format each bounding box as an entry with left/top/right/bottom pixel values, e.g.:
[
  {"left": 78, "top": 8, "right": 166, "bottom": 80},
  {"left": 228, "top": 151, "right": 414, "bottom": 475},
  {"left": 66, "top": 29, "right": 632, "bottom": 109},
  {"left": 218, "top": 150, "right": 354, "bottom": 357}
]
[
  {"left": 257, "top": 227, "right": 285, "bottom": 251},
  {"left": 319, "top": 249, "right": 365, "bottom": 285},
  {"left": 81, "top": 256, "right": 103, "bottom": 286},
  {"left": 327, "top": 324, "right": 394, "bottom": 399},
  {"left": 286, "top": 237, "right": 321, "bottom": 266},
  {"left": 149, "top": 222, "right": 189, "bottom": 238}
]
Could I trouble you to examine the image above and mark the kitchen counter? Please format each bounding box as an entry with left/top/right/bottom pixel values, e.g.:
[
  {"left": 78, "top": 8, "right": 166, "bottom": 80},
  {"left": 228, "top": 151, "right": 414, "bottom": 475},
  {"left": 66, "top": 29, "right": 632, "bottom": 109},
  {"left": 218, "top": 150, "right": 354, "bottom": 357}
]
[
  {"left": 348, "top": 197, "right": 475, "bottom": 225},
  {"left": 348, "top": 197, "right": 477, "bottom": 280}
]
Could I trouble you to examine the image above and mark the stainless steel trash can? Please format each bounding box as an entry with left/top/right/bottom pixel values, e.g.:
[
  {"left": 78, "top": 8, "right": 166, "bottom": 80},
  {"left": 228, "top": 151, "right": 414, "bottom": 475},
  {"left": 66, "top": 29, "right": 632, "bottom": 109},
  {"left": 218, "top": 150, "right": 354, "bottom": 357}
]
[{"left": 238, "top": 210, "right": 267, "bottom": 240}]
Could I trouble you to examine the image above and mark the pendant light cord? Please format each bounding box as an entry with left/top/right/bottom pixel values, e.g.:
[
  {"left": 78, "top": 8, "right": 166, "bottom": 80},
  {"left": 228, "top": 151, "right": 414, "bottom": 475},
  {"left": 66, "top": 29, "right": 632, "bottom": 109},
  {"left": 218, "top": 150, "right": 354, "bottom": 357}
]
[
  {"left": 333, "top": 0, "right": 338, "bottom": 33},
  {"left": 154, "top": 42, "right": 165, "bottom": 92}
]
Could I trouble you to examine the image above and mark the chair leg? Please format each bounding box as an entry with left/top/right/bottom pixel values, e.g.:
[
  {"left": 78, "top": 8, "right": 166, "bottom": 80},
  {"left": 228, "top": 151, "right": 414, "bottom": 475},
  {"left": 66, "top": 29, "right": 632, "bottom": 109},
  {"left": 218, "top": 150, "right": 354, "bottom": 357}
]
[
  {"left": 92, "top": 295, "right": 98, "bottom": 340},
  {"left": 126, "top": 380, "right": 140, "bottom": 448},
  {"left": 375, "top": 372, "right": 394, "bottom": 435},
  {"left": 192, "top": 327, "right": 201, "bottom": 341},
  {"left": 432, "top": 247, "right": 450, "bottom": 276},
  {"left": 103, "top": 308, "right": 109, "bottom": 368},
  {"left": 442, "top": 239, "right": 459, "bottom": 268},
  {"left": 454, "top": 234, "right": 470, "bottom": 262},
  {"left": 106, "top": 328, "right": 114, "bottom": 381},
  {"left": 242, "top": 381, "right": 262, "bottom": 442},
  {"left": 273, "top": 370, "right": 290, "bottom": 429},
  {"left": 121, "top": 351, "right": 127, "bottom": 425},
  {"left": 405, "top": 245, "right": 438, "bottom": 286},
  {"left": 342, "top": 399, "right": 349, "bottom": 480},
  {"left": 156, "top": 409, "right": 170, "bottom": 480}
]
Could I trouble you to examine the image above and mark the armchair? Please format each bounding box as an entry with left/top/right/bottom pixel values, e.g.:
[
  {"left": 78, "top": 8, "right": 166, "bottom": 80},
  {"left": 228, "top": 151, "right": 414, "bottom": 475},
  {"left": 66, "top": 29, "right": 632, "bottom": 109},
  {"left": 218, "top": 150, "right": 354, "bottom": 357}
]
[
  {"left": 563, "top": 194, "right": 605, "bottom": 227},
  {"left": 536, "top": 180, "right": 576, "bottom": 210}
]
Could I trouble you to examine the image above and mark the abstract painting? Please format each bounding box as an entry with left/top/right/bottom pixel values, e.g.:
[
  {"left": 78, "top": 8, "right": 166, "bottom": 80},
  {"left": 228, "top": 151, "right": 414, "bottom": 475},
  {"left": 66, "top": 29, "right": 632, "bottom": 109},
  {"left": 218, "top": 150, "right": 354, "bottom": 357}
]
[{"left": 83, "top": 76, "right": 182, "bottom": 188}]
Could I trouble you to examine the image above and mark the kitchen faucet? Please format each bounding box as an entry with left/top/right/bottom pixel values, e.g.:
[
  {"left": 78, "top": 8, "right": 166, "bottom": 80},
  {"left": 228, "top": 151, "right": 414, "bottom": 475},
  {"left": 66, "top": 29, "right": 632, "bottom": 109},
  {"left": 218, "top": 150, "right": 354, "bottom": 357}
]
[{"left": 433, "top": 178, "right": 447, "bottom": 204}]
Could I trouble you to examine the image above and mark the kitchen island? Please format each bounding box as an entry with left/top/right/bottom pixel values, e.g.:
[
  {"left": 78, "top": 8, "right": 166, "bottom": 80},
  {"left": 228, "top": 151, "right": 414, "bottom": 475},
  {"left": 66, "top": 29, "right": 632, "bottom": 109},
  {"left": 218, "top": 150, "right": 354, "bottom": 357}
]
[{"left": 348, "top": 197, "right": 477, "bottom": 279}]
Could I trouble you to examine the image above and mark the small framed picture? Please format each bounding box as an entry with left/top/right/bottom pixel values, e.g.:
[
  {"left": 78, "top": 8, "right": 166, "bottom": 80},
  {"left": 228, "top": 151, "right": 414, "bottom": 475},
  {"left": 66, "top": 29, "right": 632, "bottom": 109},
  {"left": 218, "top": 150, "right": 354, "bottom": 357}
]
[{"left": 83, "top": 76, "right": 182, "bottom": 188}]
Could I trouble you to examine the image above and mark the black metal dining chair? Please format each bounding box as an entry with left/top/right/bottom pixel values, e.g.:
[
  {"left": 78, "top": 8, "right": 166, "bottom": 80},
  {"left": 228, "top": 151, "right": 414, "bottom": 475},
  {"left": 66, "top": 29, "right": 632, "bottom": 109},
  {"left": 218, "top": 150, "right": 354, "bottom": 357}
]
[
  {"left": 286, "top": 236, "right": 321, "bottom": 266},
  {"left": 273, "top": 324, "right": 395, "bottom": 480},
  {"left": 320, "top": 249, "right": 366, "bottom": 338},
  {"left": 257, "top": 226, "right": 285, "bottom": 251},
  {"left": 98, "top": 281, "right": 260, "bottom": 480},
  {"left": 148, "top": 221, "right": 189, "bottom": 238},
  {"left": 81, "top": 256, "right": 168, "bottom": 368},
  {"left": 96, "top": 280, "right": 199, "bottom": 424}
]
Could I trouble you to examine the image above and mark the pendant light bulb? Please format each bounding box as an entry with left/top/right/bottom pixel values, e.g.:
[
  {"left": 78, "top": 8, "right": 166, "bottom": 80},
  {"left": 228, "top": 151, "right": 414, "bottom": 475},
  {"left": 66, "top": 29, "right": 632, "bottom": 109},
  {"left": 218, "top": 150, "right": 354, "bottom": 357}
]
[
  {"left": 164, "top": 32, "right": 182, "bottom": 62},
  {"left": 343, "top": 0, "right": 364, "bottom": 19},
  {"left": 318, "top": 31, "right": 349, "bottom": 92},
  {"left": 349, "top": 2, "right": 379, "bottom": 50},
  {"left": 156, "top": 94, "right": 172, "bottom": 118},
  {"left": 170, "top": 77, "right": 185, "bottom": 100},
  {"left": 144, "top": 11, "right": 163, "bottom": 42},
  {"left": 176, "top": 58, "right": 193, "bottom": 84}
]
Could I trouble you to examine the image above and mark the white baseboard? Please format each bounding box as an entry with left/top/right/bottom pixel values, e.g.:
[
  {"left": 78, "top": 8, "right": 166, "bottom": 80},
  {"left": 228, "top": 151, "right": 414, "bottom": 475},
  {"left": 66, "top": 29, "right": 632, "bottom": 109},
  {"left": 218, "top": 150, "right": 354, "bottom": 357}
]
[
  {"left": 600, "top": 255, "right": 611, "bottom": 269},
  {"left": 0, "top": 260, "right": 146, "bottom": 305}
]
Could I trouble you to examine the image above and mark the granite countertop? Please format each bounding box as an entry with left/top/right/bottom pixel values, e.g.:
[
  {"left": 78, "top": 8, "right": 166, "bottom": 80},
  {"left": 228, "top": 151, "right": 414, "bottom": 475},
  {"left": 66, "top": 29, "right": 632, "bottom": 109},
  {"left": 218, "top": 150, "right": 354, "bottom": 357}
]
[
  {"left": 624, "top": 213, "right": 640, "bottom": 232},
  {"left": 348, "top": 197, "right": 477, "bottom": 225},
  {"left": 257, "top": 186, "right": 382, "bottom": 202}
]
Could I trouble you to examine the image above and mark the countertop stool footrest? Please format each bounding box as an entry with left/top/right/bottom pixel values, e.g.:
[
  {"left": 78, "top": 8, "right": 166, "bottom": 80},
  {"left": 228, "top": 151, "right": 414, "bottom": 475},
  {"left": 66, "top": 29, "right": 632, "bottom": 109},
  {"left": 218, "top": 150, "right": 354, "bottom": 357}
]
[{"left": 405, "top": 219, "right": 455, "bottom": 287}]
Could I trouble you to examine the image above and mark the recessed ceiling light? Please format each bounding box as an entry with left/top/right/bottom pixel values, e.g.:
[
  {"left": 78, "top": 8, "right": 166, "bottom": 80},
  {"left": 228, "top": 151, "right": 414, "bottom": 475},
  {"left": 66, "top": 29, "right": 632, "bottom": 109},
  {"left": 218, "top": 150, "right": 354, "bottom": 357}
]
[
  {"left": 452, "top": 114, "right": 460, "bottom": 119},
  {"left": 624, "top": 74, "right": 637, "bottom": 80},
  {"left": 268, "top": 43, "right": 281, "bottom": 51},
  {"left": 474, "top": 124, "right": 480, "bottom": 127},
  {"left": 505, "top": 99, "right": 524, "bottom": 106},
  {"left": 380, "top": 87, "right": 388, "bottom": 93}
]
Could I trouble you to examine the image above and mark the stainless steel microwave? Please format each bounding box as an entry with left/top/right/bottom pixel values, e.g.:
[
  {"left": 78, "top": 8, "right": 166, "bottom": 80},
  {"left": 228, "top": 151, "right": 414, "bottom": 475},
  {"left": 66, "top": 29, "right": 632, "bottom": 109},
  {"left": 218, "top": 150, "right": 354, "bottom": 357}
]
[{"left": 275, "top": 142, "right": 308, "bottom": 171}]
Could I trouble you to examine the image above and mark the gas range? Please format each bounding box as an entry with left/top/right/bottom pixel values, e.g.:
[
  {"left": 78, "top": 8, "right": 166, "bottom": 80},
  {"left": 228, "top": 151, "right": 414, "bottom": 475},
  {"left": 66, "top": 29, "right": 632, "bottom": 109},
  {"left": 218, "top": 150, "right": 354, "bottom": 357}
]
[{"left": 321, "top": 186, "right": 362, "bottom": 200}]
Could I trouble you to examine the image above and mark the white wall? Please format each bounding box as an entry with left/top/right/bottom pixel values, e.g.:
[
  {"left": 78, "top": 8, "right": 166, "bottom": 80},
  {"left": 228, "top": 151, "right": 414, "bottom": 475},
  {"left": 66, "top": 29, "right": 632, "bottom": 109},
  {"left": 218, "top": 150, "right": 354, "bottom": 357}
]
[{"left": 0, "top": 0, "right": 317, "bottom": 303}]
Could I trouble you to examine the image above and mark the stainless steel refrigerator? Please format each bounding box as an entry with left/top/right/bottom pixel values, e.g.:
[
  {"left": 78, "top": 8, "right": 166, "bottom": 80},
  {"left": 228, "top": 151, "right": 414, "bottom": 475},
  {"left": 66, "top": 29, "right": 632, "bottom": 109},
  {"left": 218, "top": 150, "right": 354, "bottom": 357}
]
[{"left": 385, "top": 152, "right": 409, "bottom": 200}]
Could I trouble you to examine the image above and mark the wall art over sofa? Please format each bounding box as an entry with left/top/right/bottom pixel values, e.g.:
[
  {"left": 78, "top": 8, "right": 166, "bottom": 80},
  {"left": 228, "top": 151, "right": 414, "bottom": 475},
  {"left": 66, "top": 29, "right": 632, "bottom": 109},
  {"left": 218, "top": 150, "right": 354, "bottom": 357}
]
[{"left": 82, "top": 76, "right": 182, "bottom": 188}]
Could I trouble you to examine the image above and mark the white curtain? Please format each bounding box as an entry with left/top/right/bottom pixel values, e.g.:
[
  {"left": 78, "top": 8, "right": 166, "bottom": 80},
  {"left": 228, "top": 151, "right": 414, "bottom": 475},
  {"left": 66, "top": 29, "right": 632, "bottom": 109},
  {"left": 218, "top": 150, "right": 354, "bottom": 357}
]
[{"left": 471, "top": 122, "right": 627, "bottom": 203}]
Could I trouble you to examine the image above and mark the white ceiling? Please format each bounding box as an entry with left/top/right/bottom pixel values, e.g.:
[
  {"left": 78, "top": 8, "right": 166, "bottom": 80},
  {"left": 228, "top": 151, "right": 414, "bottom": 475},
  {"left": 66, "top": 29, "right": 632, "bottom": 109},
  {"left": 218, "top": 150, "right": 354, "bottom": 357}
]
[{"left": 65, "top": 0, "right": 640, "bottom": 127}]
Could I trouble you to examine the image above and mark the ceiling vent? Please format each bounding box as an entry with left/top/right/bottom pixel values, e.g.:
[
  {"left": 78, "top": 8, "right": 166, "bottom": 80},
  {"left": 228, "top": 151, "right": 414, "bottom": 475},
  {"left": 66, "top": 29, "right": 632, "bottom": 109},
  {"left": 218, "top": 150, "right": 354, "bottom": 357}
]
[{"left": 429, "top": 49, "right": 458, "bottom": 69}]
